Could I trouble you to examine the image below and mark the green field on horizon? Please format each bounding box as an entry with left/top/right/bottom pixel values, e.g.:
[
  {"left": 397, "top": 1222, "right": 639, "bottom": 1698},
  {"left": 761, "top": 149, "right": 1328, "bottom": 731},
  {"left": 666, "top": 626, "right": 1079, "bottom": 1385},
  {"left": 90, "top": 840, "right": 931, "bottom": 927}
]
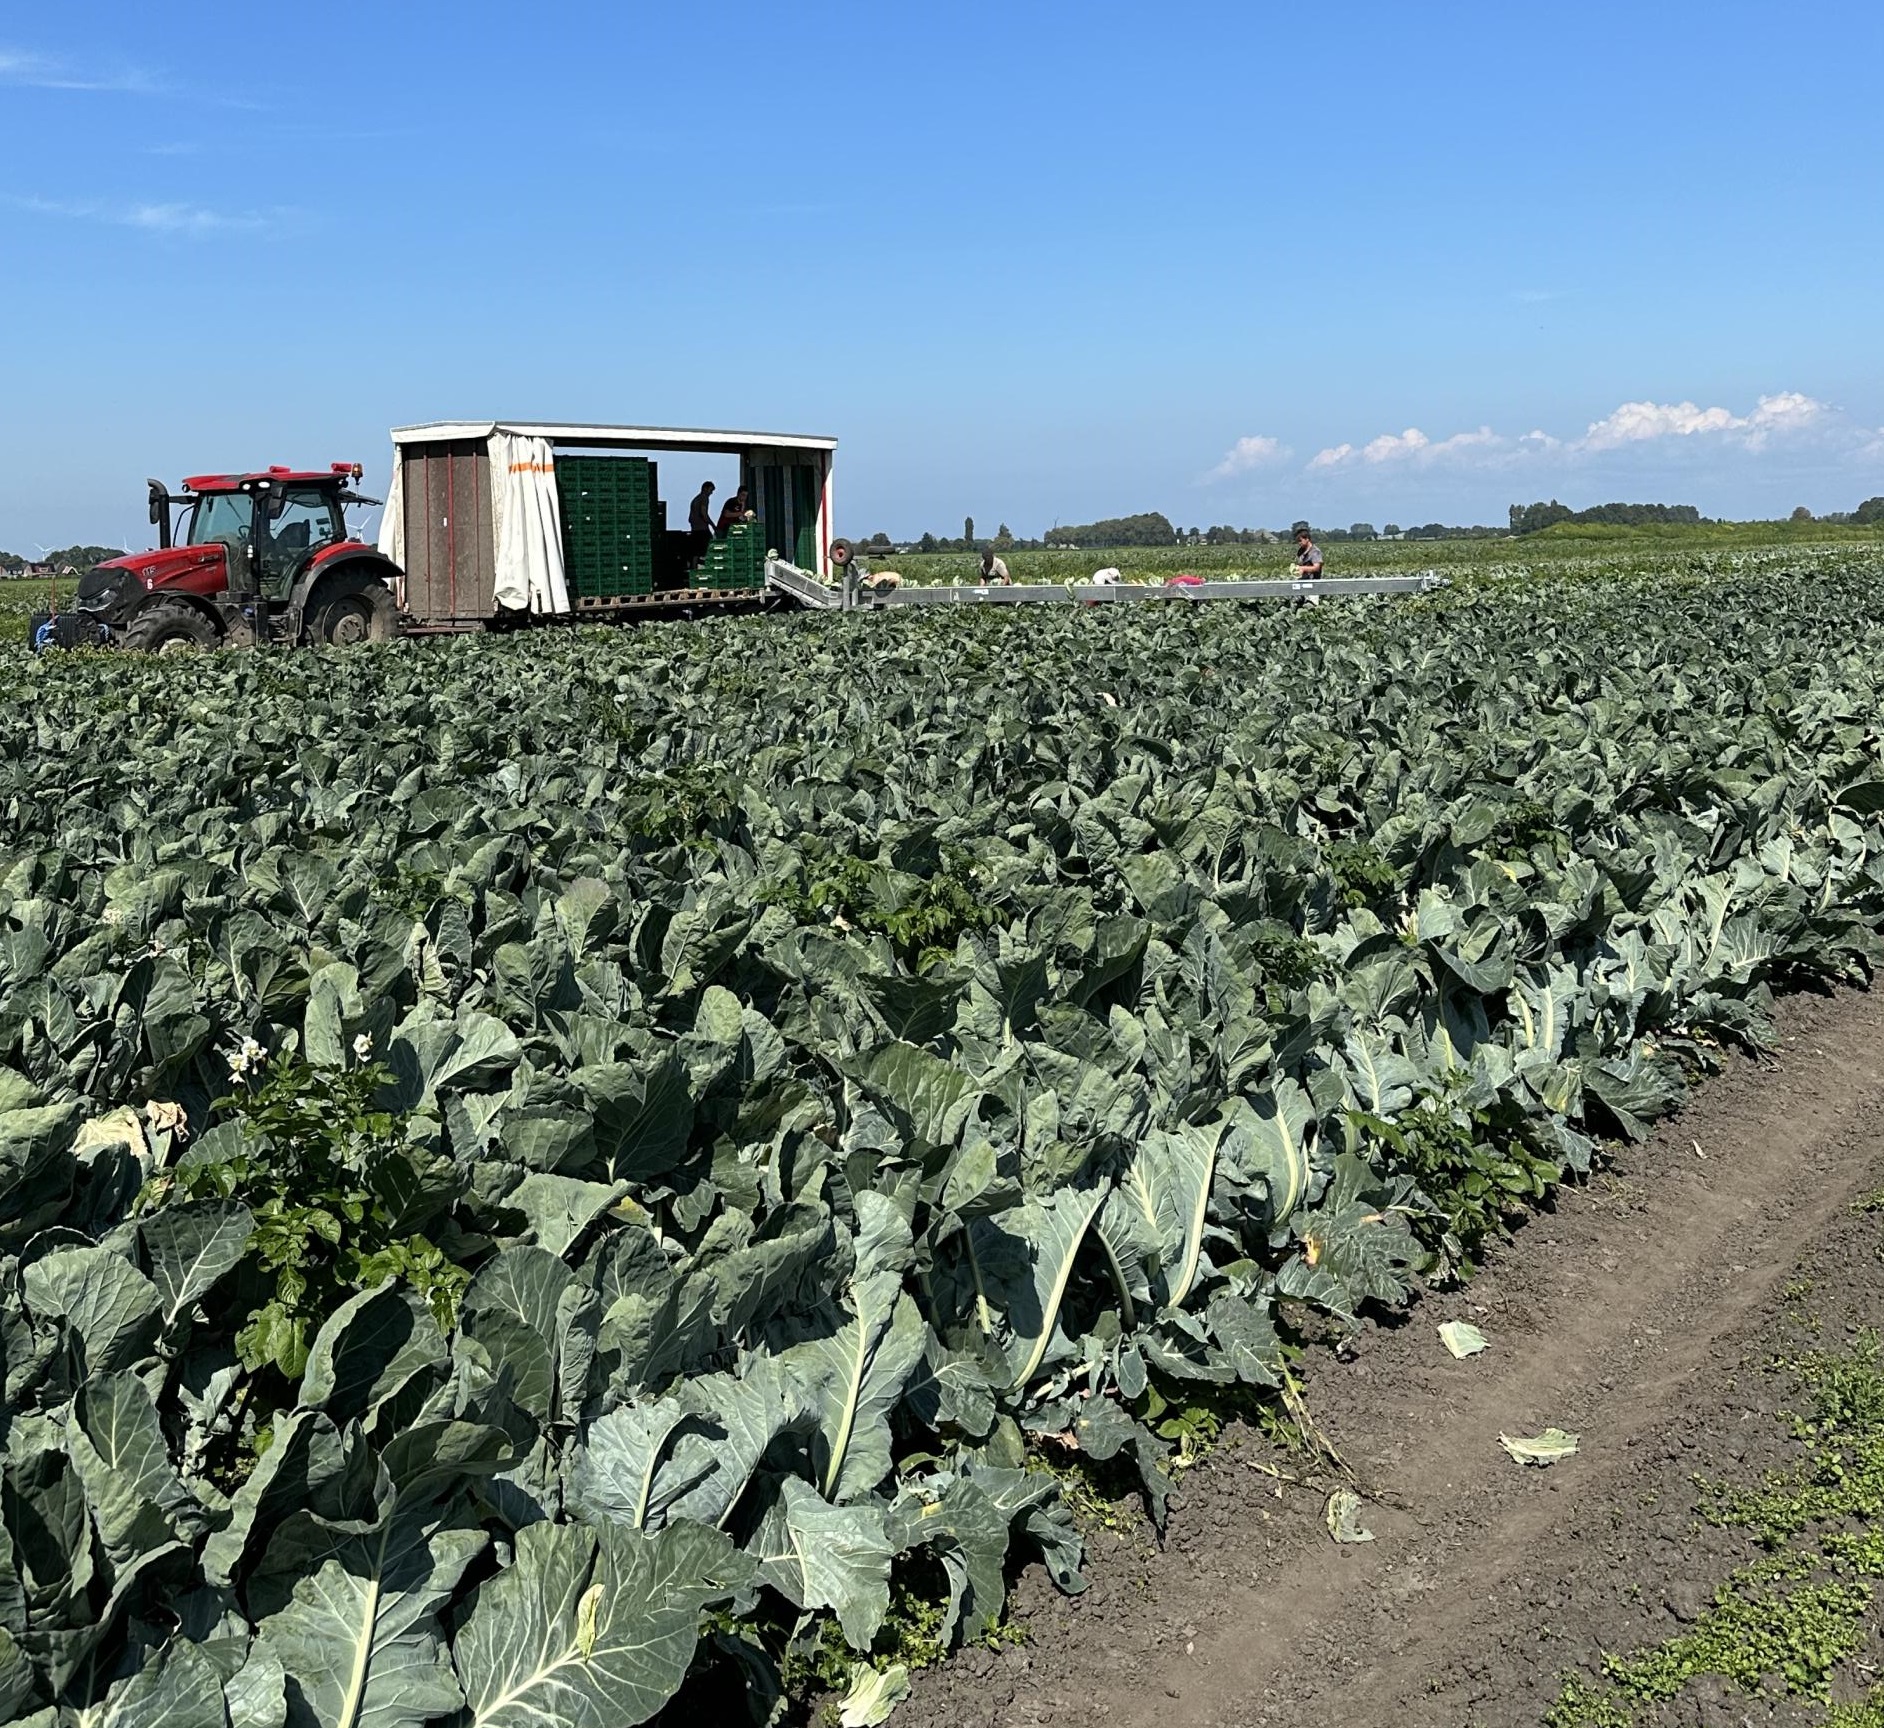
[{"left": 881, "top": 517, "right": 1884, "bottom": 585}]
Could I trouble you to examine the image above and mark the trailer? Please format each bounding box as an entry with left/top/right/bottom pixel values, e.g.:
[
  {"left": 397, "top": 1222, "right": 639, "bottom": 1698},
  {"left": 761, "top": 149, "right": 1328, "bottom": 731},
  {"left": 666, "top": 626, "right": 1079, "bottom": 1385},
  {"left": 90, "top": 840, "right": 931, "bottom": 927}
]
[{"left": 378, "top": 420, "right": 837, "bottom": 631}]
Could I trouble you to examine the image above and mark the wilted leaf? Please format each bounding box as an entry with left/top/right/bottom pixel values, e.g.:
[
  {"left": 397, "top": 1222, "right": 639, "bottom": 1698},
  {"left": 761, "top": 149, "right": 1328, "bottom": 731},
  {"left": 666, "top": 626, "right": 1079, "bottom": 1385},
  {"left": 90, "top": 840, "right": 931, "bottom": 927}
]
[
  {"left": 839, "top": 1661, "right": 910, "bottom": 1727},
  {"left": 1438, "top": 1321, "right": 1489, "bottom": 1360},
  {"left": 1324, "top": 1489, "right": 1375, "bottom": 1545},
  {"left": 1499, "top": 1427, "right": 1580, "bottom": 1467}
]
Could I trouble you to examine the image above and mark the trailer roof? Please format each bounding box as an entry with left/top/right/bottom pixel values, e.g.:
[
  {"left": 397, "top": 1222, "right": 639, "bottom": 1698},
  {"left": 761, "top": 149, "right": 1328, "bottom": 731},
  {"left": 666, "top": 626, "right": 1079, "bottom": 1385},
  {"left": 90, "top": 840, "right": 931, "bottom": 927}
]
[{"left": 390, "top": 420, "right": 838, "bottom": 454}]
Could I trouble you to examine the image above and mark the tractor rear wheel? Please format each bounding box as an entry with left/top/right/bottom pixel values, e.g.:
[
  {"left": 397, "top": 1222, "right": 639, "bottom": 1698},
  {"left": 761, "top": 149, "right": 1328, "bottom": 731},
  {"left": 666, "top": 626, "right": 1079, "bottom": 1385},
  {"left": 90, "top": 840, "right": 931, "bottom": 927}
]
[
  {"left": 306, "top": 573, "right": 397, "bottom": 647},
  {"left": 123, "top": 599, "right": 220, "bottom": 655}
]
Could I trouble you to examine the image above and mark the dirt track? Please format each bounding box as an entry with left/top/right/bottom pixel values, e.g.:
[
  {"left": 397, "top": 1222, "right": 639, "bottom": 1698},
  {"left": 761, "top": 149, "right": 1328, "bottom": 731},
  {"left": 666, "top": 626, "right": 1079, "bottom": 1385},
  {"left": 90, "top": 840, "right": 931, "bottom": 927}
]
[{"left": 898, "top": 986, "right": 1884, "bottom": 1728}]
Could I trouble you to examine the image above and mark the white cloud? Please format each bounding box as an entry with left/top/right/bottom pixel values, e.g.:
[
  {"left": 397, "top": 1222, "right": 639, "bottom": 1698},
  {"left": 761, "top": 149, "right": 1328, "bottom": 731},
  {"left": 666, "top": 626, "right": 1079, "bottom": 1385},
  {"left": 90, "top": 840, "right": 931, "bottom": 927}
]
[
  {"left": 1298, "top": 394, "right": 1845, "bottom": 481},
  {"left": 1578, "top": 400, "right": 1741, "bottom": 450},
  {"left": 126, "top": 202, "right": 266, "bottom": 235},
  {"left": 1310, "top": 426, "right": 1500, "bottom": 469},
  {"left": 1576, "top": 392, "right": 1830, "bottom": 452},
  {"left": 1203, "top": 435, "right": 1290, "bottom": 483},
  {"left": 1428, "top": 427, "right": 1500, "bottom": 459},
  {"left": 5, "top": 193, "right": 279, "bottom": 236},
  {"left": 0, "top": 47, "right": 156, "bottom": 93},
  {"left": 1359, "top": 427, "right": 1429, "bottom": 463},
  {"left": 1739, "top": 391, "right": 1827, "bottom": 448}
]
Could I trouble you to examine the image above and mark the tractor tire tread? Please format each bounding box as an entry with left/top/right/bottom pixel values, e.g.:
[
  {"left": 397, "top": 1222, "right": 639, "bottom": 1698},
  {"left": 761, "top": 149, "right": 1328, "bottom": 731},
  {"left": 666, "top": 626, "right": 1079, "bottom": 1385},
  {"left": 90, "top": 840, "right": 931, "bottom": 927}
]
[{"left": 122, "top": 598, "right": 220, "bottom": 654}]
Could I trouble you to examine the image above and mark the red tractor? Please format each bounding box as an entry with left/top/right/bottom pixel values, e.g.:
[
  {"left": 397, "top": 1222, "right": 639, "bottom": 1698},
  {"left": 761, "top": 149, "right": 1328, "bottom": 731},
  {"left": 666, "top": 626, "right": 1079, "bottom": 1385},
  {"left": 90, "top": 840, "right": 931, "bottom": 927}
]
[{"left": 34, "top": 464, "right": 403, "bottom": 652}]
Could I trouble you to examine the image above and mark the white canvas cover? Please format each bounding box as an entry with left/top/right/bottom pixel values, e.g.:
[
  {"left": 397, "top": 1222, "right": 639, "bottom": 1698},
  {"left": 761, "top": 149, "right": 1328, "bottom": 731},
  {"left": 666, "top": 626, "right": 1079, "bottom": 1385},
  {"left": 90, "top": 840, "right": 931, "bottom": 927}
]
[
  {"left": 490, "top": 431, "right": 570, "bottom": 614},
  {"left": 375, "top": 462, "right": 405, "bottom": 601}
]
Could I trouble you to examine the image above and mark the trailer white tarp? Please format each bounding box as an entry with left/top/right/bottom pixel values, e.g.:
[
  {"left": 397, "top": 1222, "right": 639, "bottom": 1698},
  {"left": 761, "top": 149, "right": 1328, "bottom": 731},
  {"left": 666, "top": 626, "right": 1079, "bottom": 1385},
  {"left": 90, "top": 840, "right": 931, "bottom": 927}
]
[
  {"left": 375, "top": 465, "right": 405, "bottom": 576},
  {"left": 490, "top": 431, "right": 570, "bottom": 614}
]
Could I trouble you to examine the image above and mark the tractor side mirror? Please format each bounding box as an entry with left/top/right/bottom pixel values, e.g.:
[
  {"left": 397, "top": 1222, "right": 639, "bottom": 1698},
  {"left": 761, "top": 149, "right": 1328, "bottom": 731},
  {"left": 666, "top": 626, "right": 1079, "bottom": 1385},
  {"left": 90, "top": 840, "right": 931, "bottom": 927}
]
[{"left": 146, "top": 480, "right": 172, "bottom": 549}]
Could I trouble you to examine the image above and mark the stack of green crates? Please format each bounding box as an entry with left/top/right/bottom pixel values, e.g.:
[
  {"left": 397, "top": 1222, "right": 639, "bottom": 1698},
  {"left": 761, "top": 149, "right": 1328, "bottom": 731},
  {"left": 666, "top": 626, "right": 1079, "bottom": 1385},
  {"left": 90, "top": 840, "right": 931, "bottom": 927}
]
[
  {"left": 557, "top": 457, "right": 656, "bottom": 598},
  {"left": 695, "top": 520, "right": 765, "bottom": 590}
]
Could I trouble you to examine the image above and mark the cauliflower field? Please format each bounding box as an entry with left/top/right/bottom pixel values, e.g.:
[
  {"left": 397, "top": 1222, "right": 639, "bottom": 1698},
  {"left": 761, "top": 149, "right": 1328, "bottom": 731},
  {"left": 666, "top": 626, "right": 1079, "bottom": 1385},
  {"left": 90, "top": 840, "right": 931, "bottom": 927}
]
[{"left": 4, "top": 554, "right": 1884, "bottom": 1727}]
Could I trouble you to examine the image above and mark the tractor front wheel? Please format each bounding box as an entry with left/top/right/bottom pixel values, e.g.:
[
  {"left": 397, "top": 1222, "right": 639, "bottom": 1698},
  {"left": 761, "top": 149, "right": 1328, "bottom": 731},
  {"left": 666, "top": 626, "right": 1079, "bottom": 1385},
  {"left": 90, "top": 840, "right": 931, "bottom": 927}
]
[
  {"left": 306, "top": 574, "right": 397, "bottom": 647},
  {"left": 123, "top": 599, "right": 220, "bottom": 655}
]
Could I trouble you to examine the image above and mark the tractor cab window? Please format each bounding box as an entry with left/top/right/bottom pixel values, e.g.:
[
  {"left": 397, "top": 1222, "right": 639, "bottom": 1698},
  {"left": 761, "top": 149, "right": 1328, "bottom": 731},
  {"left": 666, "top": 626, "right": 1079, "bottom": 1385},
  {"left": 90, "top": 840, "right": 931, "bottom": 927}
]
[
  {"left": 259, "top": 489, "right": 342, "bottom": 596},
  {"left": 186, "top": 493, "right": 254, "bottom": 551}
]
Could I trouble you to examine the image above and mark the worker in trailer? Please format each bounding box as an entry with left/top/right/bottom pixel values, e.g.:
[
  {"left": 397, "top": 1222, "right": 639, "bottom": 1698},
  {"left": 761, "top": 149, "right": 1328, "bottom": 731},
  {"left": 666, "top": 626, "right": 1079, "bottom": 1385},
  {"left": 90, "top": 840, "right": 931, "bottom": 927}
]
[
  {"left": 1292, "top": 523, "right": 1324, "bottom": 578},
  {"left": 688, "top": 482, "right": 716, "bottom": 564},
  {"left": 716, "top": 489, "right": 754, "bottom": 535},
  {"left": 979, "top": 548, "right": 1012, "bottom": 585}
]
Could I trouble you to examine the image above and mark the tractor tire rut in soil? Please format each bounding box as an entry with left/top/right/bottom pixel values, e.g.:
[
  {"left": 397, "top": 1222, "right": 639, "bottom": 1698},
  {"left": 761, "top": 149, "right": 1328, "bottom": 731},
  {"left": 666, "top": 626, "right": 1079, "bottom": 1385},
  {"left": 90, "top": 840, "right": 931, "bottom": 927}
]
[{"left": 895, "top": 985, "right": 1884, "bottom": 1728}]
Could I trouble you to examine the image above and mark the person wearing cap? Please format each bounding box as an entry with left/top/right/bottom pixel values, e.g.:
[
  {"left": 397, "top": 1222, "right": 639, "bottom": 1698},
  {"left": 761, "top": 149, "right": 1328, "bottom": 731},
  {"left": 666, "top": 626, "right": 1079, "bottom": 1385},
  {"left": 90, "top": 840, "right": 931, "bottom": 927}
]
[
  {"left": 979, "top": 548, "right": 1012, "bottom": 585},
  {"left": 1292, "top": 523, "right": 1324, "bottom": 578}
]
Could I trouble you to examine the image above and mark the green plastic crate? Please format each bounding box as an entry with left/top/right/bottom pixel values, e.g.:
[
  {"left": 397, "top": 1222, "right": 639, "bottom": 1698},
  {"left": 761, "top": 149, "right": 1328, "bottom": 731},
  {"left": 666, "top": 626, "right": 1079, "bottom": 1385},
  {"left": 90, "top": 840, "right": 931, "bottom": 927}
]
[{"left": 554, "top": 456, "right": 668, "bottom": 600}]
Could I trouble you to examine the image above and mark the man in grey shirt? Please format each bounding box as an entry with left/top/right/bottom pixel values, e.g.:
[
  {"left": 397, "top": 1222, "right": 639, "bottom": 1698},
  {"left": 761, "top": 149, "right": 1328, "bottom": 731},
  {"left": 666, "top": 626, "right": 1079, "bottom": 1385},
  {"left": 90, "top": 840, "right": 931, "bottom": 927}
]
[{"left": 1292, "top": 523, "right": 1323, "bottom": 577}]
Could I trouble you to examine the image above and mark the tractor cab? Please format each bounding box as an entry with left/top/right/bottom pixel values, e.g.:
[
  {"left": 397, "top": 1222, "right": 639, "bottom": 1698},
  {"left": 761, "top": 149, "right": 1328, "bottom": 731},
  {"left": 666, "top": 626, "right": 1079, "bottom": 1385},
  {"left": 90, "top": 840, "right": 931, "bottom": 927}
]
[
  {"left": 35, "top": 464, "right": 403, "bottom": 652},
  {"left": 166, "top": 466, "right": 359, "bottom": 599}
]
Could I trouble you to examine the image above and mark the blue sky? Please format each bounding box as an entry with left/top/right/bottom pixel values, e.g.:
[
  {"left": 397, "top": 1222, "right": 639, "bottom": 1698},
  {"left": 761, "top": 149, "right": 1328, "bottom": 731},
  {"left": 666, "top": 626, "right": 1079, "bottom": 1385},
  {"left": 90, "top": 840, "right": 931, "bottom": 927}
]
[{"left": 1, "top": 0, "right": 1880, "bottom": 549}]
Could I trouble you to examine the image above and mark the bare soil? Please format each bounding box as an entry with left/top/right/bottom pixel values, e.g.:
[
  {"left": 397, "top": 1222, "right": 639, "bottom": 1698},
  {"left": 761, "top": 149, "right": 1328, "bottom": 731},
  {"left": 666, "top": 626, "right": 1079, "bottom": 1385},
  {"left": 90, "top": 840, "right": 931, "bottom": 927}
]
[{"left": 896, "top": 986, "right": 1884, "bottom": 1728}]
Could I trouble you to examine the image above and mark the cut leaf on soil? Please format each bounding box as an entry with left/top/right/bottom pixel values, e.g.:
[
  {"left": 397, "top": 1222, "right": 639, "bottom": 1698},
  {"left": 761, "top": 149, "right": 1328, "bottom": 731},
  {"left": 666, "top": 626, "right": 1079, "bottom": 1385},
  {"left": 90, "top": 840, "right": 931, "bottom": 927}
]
[
  {"left": 1499, "top": 1427, "right": 1580, "bottom": 1466},
  {"left": 1324, "top": 1489, "right": 1376, "bottom": 1544},
  {"left": 840, "top": 1662, "right": 911, "bottom": 1727},
  {"left": 1438, "top": 1321, "right": 1489, "bottom": 1359}
]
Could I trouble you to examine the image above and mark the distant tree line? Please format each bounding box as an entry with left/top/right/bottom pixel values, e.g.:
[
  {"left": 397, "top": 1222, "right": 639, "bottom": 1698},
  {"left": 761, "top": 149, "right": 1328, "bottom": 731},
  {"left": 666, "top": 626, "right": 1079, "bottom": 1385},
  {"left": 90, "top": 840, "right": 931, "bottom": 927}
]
[
  {"left": 1199, "top": 525, "right": 1282, "bottom": 544},
  {"left": 856, "top": 512, "right": 1182, "bottom": 554},
  {"left": 1043, "top": 512, "right": 1179, "bottom": 548},
  {"left": 856, "top": 495, "right": 1884, "bottom": 556},
  {"left": 1511, "top": 497, "right": 1884, "bottom": 535},
  {"left": 0, "top": 545, "right": 127, "bottom": 574},
  {"left": 1510, "top": 500, "right": 1704, "bottom": 534},
  {"left": 1813, "top": 497, "right": 1884, "bottom": 526},
  {"left": 1395, "top": 522, "right": 1511, "bottom": 541}
]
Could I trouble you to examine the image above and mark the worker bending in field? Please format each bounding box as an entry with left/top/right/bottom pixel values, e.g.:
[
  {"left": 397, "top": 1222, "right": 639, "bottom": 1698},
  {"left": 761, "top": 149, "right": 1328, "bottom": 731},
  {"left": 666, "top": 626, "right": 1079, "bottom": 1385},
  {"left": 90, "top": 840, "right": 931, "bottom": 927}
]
[
  {"left": 1292, "top": 523, "right": 1324, "bottom": 578},
  {"left": 979, "top": 548, "right": 1012, "bottom": 584}
]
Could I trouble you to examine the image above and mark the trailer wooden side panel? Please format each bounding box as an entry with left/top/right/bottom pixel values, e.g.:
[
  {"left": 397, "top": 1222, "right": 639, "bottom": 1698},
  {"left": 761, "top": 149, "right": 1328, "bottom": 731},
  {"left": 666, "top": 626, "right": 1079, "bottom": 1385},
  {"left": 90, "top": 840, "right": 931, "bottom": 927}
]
[{"left": 397, "top": 440, "right": 495, "bottom": 624}]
